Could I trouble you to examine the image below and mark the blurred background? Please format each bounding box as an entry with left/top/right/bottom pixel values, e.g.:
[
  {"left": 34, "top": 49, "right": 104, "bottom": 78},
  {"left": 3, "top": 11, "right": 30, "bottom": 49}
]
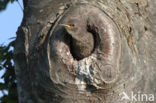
[{"left": 0, "top": 0, "right": 23, "bottom": 102}]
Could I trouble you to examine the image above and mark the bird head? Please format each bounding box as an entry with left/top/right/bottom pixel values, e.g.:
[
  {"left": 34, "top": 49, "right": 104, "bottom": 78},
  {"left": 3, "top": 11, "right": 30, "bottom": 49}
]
[{"left": 60, "top": 24, "right": 79, "bottom": 38}]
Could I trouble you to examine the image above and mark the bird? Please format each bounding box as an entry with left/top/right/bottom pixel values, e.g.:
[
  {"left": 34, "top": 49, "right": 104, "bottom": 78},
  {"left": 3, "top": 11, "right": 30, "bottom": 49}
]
[{"left": 60, "top": 23, "right": 94, "bottom": 60}]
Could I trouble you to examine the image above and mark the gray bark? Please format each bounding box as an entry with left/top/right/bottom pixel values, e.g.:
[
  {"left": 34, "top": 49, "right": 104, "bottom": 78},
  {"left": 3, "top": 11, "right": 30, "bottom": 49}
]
[{"left": 14, "top": 0, "right": 156, "bottom": 103}]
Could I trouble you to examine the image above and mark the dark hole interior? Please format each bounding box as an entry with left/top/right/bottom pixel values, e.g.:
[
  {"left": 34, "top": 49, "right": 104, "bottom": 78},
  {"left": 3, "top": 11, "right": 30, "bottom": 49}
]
[{"left": 87, "top": 24, "right": 101, "bottom": 52}]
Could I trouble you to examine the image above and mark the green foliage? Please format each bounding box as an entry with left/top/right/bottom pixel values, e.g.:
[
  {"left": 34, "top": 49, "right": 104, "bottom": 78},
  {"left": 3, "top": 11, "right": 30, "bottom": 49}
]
[
  {"left": 0, "top": 0, "right": 17, "bottom": 11},
  {"left": 0, "top": 41, "right": 18, "bottom": 103}
]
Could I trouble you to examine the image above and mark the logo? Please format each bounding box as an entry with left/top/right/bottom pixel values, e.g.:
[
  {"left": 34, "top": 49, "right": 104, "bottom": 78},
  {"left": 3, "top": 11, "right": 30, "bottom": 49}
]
[{"left": 121, "top": 91, "right": 155, "bottom": 102}]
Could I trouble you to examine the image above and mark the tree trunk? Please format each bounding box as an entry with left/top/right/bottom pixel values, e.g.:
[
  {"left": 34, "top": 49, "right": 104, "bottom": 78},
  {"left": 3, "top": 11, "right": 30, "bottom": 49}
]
[{"left": 14, "top": 0, "right": 156, "bottom": 103}]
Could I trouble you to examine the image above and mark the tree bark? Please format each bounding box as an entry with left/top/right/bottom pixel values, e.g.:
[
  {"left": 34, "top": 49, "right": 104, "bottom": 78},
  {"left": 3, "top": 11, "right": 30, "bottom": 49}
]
[{"left": 14, "top": 0, "right": 156, "bottom": 103}]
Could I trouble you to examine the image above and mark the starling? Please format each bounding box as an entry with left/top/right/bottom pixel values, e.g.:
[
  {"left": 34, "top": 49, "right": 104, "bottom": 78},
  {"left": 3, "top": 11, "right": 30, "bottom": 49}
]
[{"left": 61, "top": 24, "right": 94, "bottom": 60}]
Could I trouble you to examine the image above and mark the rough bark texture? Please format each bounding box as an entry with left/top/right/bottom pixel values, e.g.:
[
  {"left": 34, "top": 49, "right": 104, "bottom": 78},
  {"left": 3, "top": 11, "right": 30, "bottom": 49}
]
[{"left": 14, "top": 0, "right": 156, "bottom": 103}]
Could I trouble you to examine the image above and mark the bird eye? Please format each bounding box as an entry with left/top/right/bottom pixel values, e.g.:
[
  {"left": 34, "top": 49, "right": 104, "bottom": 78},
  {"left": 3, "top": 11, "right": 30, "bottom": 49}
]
[{"left": 69, "top": 24, "right": 75, "bottom": 27}]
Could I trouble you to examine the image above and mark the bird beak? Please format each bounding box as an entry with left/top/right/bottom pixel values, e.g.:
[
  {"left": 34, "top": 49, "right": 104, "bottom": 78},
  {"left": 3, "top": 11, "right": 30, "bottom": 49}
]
[{"left": 60, "top": 24, "right": 73, "bottom": 29}]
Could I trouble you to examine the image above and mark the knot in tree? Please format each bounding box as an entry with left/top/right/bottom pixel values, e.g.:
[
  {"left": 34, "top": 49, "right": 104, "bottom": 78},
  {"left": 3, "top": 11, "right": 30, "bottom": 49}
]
[{"left": 50, "top": 4, "right": 121, "bottom": 90}]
